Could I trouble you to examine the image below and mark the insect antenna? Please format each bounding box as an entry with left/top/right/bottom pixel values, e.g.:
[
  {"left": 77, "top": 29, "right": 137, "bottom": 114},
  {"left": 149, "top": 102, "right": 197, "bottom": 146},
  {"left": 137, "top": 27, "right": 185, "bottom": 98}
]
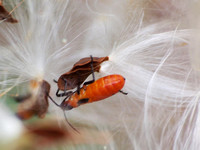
[
  {"left": 63, "top": 110, "right": 80, "bottom": 134},
  {"left": 47, "top": 94, "right": 60, "bottom": 107},
  {"left": 48, "top": 94, "right": 80, "bottom": 133}
]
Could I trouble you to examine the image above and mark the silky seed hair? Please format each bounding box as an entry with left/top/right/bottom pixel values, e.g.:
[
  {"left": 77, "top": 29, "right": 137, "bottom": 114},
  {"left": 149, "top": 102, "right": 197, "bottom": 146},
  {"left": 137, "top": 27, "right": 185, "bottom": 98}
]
[{"left": 0, "top": 0, "right": 196, "bottom": 150}]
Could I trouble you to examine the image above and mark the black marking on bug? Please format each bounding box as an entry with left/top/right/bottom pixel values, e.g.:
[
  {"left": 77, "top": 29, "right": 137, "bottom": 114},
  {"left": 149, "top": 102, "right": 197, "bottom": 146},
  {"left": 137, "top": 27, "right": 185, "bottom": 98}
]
[{"left": 77, "top": 98, "right": 89, "bottom": 106}]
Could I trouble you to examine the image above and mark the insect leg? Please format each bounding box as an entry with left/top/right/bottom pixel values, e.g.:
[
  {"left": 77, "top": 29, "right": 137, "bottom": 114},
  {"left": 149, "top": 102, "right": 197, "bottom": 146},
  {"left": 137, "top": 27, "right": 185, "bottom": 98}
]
[
  {"left": 61, "top": 91, "right": 74, "bottom": 104},
  {"left": 83, "top": 55, "right": 95, "bottom": 86},
  {"left": 53, "top": 79, "right": 64, "bottom": 97},
  {"left": 56, "top": 89, "right": 73, "bottom": 97},
  {"left": 55, "top": 78, "right": 71, "bottom": 97},
  {"left": 53, "top": 79, "right": 58, "bottom": 83},
  {"left": 53, "top": 79, "right": 63, "bottom": 97},
  {"left": 119, "top": 90, "right": 128, "bottom": 95},
  {"left": 63, "top": 77, "right": 68, "bottom": 95},
  {"left": 77, "top": 82, "right": 80, "bottom": 95},
  {"left": 76, "top": 73, "right": 81, "bottom": 95},
  {"left": 60, "top": 91, "right": 75, "bottom": 110}
]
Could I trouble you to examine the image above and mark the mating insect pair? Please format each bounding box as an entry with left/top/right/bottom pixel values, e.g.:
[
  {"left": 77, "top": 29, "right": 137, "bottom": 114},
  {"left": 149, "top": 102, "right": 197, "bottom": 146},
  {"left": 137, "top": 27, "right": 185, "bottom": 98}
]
[
  {"left": 48, "top": 56, "right": 127, "bottom": 132},
  {"left": 50, "top": 55, "right": 127, "bottom": 110}
]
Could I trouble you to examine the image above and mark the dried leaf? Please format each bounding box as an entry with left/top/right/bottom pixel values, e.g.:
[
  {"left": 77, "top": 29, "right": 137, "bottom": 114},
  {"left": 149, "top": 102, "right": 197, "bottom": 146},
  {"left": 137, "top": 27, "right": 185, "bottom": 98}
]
[
  {"left": 0, "top": 1, "right": 18, "bottom": 23},
  {"left": 16, "top": 80, "right": 50, "bottom": 120}
]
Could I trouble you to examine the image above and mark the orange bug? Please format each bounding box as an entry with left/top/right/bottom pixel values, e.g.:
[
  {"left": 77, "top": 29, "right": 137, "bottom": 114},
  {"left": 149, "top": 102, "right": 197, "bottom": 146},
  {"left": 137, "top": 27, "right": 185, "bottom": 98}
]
[
  {"left": 61, "top": 74, "right": 127, "bottom": 110},
  {"left": 48, "top": 74, "right": 127, "bottom": 132},
  {"left": 54, "top": 55, "right": 108, "bottom": 97}
]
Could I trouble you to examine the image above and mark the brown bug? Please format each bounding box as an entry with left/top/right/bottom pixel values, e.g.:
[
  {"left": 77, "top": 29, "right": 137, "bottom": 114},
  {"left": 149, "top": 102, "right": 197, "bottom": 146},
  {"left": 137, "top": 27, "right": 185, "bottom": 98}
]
[
  {"left": 54, "top": 55, "right": 109, "bottom": 97},
  {"left": 16, "top": 80, "right": 50, "bottom": 120}
]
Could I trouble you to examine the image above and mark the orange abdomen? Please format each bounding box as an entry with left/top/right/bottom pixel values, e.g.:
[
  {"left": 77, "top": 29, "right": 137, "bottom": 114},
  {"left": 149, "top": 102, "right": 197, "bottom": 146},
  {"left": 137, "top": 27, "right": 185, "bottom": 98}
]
[
  {"left": 66, "top": 74, "right": 125, "bottom": 108},
  {"left": 86, "top": 74, "right": 125, "bottom": 102}
]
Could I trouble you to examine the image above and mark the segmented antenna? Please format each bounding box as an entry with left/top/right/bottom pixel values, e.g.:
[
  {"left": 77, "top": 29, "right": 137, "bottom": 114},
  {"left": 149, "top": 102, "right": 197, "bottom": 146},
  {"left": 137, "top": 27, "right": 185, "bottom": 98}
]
[
  {"left": 48, "top": 94, "right": 80, "bottom": 133},
  {"left": 48, "top": 95, "right": 60, "bottom": 107},
  {"left": 63, "top": 110, "right": 80, "bottom": 134}
]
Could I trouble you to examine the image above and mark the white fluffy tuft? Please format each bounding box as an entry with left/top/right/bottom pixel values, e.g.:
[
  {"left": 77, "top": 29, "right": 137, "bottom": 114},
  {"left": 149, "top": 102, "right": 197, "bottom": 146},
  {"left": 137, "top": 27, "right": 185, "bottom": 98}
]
[{"left": 1, "top": 0, "right": 200, "bottom": 150}]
